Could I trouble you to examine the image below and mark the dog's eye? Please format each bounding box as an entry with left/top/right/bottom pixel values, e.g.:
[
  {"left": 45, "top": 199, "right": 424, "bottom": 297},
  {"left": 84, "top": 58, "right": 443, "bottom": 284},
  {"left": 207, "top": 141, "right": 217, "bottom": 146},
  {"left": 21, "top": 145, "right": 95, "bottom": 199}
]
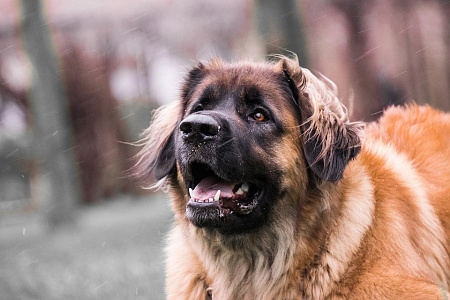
[
  {"left": 250, "top": 110, "right": 269, "bottom": 122},
  {"left": 254, "top": 112, "right": 265, "bottom": 122}
]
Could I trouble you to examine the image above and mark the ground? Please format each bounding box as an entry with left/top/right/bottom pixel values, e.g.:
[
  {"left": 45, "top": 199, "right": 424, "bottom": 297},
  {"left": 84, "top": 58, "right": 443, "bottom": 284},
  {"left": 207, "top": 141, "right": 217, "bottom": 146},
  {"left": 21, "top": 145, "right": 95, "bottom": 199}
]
[{"left": 0, "top": 193, "right": 172, "bottom": 300}]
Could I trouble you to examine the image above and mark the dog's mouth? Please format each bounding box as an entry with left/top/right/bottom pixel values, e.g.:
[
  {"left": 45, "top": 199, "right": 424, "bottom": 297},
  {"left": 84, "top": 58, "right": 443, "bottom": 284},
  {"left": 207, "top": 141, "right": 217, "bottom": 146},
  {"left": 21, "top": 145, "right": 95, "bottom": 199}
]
[{"left": 186, "top": 162, "right": 261, "bottom": 216}]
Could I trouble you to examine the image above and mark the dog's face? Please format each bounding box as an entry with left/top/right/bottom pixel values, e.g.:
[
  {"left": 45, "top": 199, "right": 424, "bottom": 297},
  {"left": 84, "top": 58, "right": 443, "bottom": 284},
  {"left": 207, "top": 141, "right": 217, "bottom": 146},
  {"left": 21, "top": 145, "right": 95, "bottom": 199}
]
[
  {"left": 175, "top": 62, "right": 304, "bottom": 233},
  {"left": 136, "top": 57, "right": 362, "bottom": 234}
]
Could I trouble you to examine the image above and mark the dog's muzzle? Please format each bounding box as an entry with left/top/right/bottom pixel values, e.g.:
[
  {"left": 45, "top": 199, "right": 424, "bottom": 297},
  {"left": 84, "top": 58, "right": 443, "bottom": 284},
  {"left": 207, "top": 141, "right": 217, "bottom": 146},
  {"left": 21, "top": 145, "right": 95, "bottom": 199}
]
[{"left": 176, "top": 112, "right": 267, "bottom": 231}]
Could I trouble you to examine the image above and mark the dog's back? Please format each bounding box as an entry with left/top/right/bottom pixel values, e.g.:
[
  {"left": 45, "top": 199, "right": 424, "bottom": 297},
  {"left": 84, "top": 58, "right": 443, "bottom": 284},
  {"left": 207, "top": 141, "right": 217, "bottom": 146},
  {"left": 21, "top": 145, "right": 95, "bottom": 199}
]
[
  {"left": 367, "top": 104, "right": 450, "bottom": 242},
  {"left": 345, "top": 104, "right": 450, "bottom": 298}
]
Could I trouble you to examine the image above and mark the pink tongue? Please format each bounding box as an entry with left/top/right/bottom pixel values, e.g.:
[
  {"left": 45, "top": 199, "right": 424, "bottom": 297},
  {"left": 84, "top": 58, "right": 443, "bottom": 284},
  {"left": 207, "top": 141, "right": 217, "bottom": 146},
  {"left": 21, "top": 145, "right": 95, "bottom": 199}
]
[{"left": 191, "top": 177, "right": 234, "bottom": 200}]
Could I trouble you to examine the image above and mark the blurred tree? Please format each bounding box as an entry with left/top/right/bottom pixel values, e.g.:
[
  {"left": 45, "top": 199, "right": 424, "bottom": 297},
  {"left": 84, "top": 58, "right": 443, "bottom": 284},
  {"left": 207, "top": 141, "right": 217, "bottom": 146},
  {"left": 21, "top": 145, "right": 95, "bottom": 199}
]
[
  {"left": 20, "top": 0, "right": 80, "bottom": 228},
  {"left": 331, "top": 0, "right": 389, "bottom": 121},
  {"left": 396, "top": 0, "right": 450, "bottom": 112},
  {"left": 255, "top": 0, "right": 309, "bottom": 66},
  {"left": 61, "top": 44, "right": 136, "bottom": 203},
  {"left": 303, "top": 0, "right": 449, "bottom": 120}
]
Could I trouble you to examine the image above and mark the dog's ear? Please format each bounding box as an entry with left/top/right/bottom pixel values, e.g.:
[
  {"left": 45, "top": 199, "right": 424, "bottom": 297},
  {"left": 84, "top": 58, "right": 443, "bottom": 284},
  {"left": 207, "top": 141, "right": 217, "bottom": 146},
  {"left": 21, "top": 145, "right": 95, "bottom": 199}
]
[
  {"left": 134, "top": 62, "right": 208, "bottom": 183},
  {"left": 181, "top": 62, "right": 207, "bottom": 104},
  {"left": 278, "top": 57, "right": 363, "bottom": 182},
  {"left": 134, "top": 101, "right": 180, "bottom": 181}
]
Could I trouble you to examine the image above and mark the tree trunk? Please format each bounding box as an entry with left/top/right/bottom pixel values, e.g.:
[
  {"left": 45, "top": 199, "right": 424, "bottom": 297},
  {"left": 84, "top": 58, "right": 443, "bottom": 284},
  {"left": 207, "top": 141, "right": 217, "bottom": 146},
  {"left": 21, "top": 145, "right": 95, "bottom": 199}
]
[
  {"left": 255, "top": 0, "right": 309, "bottom": 66},
  {"left": 20, "top": 0, "right": 80, "bottom": 229}
]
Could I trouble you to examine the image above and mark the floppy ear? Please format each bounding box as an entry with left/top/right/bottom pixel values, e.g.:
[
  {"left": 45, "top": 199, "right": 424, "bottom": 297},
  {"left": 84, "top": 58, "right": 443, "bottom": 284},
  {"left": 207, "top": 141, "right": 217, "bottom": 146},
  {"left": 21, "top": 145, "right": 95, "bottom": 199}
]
[
  {"left": 134, "top": 101, "right": 180, "bottom": 181},
  {"left": 134, "top": 63, "right": 207, "bottom": 183},
  {"left": 279, "top": 57, "right": 363, "bottom": 182}
]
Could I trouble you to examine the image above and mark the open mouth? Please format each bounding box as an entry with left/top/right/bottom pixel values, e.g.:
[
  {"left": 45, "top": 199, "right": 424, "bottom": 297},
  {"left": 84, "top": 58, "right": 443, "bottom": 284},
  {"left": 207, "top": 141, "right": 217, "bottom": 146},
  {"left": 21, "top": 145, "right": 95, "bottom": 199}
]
[{"left": 186, "top": 162, "right": 261, "bottom": 215}]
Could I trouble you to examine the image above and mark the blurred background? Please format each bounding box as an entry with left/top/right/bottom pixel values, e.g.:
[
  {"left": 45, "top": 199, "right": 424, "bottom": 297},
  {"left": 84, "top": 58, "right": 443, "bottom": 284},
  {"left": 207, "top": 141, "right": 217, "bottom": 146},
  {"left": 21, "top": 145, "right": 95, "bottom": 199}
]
[{"left": 0, "top": 0, "right": 448, "bottom": 299}]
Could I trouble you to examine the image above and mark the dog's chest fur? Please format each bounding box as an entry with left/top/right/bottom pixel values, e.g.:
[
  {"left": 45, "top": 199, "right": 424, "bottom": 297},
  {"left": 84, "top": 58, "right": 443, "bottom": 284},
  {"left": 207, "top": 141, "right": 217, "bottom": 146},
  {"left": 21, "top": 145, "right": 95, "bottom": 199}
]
[
  {"left": 195, "top": 230, "right": 299, "bottom": 299},
  {"left": 191, "top": 213, "right": 339, "bottom": 299}
]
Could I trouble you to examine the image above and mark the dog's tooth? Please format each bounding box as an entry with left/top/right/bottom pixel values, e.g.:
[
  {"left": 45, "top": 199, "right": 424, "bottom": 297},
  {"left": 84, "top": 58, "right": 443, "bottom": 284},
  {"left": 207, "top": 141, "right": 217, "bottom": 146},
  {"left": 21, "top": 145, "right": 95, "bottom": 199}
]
[
  {"left": 214, "top": 190, "right": 221, "bottom": 201},
  {"left": 209, "top": 198, "right": 213, "bottom": 203},
  {"left": 189, "top": 188, "right": 193, "bottom": 198},
  {"left": 236, "top": 188, "right": 244, "bottom": 195},
  {"left": 241, "top": 182, "right": 249, "bottom": 192}
]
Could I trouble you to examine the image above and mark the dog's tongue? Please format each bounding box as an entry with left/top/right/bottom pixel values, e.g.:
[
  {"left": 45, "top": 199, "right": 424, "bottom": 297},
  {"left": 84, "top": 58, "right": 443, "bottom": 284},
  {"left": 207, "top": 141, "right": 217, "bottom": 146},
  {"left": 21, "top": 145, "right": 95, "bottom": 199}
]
[{"left": 191, "top": 177, "right": 234, "bottom": 200}]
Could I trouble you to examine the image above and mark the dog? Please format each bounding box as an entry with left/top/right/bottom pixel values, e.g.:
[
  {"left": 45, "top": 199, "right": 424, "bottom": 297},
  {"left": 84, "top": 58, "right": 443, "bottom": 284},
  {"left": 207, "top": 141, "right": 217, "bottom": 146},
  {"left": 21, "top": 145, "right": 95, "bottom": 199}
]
[{"left": 135, "top": 56, "right": 450, "bottom": 299}]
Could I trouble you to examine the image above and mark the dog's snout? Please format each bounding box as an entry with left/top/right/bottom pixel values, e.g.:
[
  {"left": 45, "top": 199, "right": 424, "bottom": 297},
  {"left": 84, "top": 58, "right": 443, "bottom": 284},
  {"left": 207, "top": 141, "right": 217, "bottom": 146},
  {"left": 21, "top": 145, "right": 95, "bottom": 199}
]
[{"left": 179, "top": 114, "right": 220, "bottom": 142}]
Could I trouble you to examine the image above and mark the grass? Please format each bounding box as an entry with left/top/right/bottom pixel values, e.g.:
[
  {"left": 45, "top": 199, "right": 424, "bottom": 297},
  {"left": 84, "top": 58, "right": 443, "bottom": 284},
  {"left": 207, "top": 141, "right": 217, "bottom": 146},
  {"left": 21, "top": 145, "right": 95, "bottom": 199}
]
[{"left": 0, "top": 194, "right": 172, "bottom": 300}]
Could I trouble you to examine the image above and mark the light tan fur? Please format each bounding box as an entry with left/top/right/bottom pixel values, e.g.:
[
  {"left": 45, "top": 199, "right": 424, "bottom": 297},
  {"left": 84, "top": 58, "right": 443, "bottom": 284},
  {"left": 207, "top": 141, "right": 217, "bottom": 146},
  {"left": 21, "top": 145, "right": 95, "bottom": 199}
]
[{"left": 136, "top": 58, "right": 450, "bottom": 299}]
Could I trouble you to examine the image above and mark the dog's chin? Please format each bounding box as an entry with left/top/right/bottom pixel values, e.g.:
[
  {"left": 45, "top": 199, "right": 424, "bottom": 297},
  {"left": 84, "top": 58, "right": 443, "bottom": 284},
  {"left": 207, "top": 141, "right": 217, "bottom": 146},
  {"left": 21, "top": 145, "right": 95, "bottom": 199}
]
[{"left": 183, "top": 162, "right": 269, "bottom": 234}]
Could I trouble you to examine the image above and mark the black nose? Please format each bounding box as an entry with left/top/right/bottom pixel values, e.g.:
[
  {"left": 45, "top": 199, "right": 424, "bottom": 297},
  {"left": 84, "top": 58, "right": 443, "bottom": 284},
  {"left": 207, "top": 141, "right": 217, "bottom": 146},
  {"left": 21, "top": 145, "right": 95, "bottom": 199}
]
[{"left": 179, "top": 114, "right": 220, "bottom": 143}]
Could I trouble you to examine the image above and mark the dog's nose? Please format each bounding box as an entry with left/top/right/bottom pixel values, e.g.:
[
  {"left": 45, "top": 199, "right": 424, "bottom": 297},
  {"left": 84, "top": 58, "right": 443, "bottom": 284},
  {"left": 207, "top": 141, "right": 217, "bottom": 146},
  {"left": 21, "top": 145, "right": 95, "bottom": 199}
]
[{"left": 179, "top": 114, "right": 220, "bottom": 142}]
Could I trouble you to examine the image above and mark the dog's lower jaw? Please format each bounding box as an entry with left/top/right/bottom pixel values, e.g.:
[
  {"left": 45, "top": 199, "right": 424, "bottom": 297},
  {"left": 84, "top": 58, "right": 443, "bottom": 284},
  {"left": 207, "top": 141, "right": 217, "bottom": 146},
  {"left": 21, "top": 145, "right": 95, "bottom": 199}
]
[{"left": 185, "top": 191, "right": 269, "bottom": 234}]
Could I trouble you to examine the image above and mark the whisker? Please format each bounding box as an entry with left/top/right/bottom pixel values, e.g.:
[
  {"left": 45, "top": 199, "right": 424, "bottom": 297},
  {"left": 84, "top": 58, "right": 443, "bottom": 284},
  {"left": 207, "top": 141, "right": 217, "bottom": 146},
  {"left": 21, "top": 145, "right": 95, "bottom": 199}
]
[{"left": 218, "top": 137, "right": 236, "bottom": 148}]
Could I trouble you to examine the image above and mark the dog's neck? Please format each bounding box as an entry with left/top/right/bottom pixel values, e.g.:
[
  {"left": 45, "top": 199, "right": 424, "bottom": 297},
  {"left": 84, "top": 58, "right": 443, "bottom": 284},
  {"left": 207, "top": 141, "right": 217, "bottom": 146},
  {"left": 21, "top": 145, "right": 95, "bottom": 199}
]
[{"left": 190, "top": 217, "right": 299, "bottom": 300}]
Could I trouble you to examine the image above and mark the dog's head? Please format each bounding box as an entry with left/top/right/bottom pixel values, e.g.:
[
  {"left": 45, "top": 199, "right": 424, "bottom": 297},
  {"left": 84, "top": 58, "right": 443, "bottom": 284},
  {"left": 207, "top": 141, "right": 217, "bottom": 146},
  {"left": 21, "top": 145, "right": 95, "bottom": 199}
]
[{"left": 135, "top": 57, "right": 362, "bottom": 234}]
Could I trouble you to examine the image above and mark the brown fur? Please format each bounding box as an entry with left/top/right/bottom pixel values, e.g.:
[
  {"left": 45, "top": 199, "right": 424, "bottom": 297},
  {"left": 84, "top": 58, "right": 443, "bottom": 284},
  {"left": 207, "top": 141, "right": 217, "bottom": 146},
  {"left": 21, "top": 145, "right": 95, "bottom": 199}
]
[{"left": 135, "top": 57, "right": 450, "bottom": 299}]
